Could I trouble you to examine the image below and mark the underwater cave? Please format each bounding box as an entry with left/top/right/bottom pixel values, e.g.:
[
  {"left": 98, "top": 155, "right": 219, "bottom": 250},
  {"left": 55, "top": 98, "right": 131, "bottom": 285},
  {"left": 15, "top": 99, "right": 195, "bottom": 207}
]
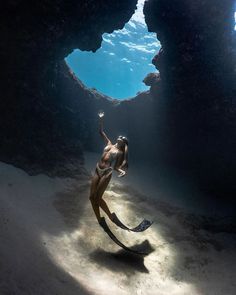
[{"left": 0, "top": 0, "right": 236, "bottom": 294}]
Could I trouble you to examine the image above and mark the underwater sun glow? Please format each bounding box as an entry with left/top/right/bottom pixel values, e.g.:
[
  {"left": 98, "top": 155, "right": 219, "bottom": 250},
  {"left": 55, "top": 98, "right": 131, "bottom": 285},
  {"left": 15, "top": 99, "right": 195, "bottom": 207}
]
[
  {"left": 234, "top": 11, "right": 236, "bottom": 30},
  {"left": 66, "top": 0, "right": 160, "bottom": 100}
]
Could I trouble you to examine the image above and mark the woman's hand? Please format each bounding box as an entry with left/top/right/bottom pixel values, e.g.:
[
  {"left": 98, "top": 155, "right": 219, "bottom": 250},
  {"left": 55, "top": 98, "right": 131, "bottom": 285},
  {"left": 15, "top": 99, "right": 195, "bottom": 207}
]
[
  {"left": 98, "top": 110, "right": 112, "bottom": 144},
  {"left": 98, "top": 111, "right": 105, "bottom": 119},
  {"left": 117, "top": 169, "right": 126, "bottom": 177}
]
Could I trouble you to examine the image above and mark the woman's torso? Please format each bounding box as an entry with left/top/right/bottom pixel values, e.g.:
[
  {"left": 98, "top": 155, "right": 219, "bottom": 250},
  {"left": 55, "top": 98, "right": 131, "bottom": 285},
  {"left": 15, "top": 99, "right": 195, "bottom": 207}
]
[{"left": 98, "top": 144, "right": 121, "bottom": 169}]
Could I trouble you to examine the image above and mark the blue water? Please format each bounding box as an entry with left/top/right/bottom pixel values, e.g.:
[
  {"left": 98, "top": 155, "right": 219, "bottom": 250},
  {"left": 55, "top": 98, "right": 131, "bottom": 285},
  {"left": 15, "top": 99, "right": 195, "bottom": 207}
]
[{"left": 66, "top": 1, "right": 160, "bottom": 100}]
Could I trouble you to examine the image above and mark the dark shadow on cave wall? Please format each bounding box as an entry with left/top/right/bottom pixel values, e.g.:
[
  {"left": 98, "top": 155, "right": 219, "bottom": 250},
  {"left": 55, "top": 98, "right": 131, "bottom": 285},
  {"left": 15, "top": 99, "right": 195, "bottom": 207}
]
[{"left": 143, "top": 0, "right": 236, "bottom": 198}]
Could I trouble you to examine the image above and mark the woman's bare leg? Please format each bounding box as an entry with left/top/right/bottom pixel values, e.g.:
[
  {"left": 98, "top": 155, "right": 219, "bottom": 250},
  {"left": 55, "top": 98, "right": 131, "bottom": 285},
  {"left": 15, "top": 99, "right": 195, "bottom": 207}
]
[
  {"left": 96, "top": 173, "right": 114, "bottom": 221},
  {"left": 100, "top": 199, "right": 113, "bottom": 220},
  {"left": 89, "top": 172, "right": 101, "bottom": 222}
]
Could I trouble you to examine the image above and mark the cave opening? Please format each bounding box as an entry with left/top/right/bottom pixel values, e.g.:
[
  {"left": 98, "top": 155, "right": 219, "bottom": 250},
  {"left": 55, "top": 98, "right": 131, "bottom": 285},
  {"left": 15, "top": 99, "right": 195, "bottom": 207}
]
[{"left": 65, "top": 0, "right": 160, "bottom": 100}]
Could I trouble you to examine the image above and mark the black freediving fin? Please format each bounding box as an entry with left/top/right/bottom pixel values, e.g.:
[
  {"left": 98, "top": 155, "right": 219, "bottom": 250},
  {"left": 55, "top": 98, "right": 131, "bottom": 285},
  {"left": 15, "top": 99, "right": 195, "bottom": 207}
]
[
  {"left": 99, "top": 217, "right": 147, "bottom": 255},
  {"left": 111, "top": 212, "right": 153, "bottom": 232}
]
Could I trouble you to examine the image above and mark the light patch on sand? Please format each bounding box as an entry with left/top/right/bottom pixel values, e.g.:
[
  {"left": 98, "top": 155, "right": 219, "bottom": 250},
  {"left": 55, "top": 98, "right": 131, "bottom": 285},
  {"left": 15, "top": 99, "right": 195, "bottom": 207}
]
[
  {"left": 42, "top": 180, "right": 198, "bottom": 295},
  {"left": 0, "top": 160, "right": 235, "bottom": 295}
]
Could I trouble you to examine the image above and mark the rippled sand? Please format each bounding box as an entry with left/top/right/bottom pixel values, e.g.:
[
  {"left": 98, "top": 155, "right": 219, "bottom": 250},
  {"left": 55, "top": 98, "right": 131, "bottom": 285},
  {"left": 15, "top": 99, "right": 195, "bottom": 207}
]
[{"left": 0, "top": 160, "right": 235, "bottom": 295}]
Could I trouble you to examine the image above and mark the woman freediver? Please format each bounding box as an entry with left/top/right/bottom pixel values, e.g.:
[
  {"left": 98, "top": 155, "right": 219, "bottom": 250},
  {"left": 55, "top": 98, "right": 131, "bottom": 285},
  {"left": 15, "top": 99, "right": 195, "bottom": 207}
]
[
  {"left": 89, "top": 111, "right": 153, "bottom": 254},
  {"left": 89, "top": 111, "right": 152, "bottom": 231},
  {"left": 89, "top": 110, "right": 128, "bottom": 225}
]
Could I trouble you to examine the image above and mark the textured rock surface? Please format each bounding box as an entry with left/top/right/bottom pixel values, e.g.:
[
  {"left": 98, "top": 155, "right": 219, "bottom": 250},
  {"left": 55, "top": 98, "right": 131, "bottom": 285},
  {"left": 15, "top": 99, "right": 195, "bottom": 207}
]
[{"left": 0, "top": 0, "right": 138, "bottom": 176}]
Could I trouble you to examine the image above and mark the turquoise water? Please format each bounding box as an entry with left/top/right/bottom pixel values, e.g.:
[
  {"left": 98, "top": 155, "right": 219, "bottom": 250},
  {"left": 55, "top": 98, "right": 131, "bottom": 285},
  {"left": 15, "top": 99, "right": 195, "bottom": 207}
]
[{"left": 66, "top": 0, "right": 160, "bottom": 100}]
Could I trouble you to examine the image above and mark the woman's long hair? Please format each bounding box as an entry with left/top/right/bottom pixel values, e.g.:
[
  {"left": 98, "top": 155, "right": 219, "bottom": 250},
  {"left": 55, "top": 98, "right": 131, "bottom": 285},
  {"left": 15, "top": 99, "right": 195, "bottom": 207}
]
[{"left": 120, "top": 137, "right": 128, "bottom": 171}]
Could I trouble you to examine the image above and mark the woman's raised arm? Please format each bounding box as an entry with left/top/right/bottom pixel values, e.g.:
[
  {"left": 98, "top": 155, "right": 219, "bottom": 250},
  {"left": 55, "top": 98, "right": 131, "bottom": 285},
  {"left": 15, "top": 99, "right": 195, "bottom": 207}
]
[{"left": 98, "top": 111, "right": 111, "bottom": 145}]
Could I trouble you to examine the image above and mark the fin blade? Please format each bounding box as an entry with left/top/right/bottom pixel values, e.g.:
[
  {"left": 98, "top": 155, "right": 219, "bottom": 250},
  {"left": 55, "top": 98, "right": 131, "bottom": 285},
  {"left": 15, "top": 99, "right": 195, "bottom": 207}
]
[
  {"left": 111, "top": 213, "right": 153, "bottom": 232},
  {"left": 99, "top": 217, "right": 147, "bottom": 255}
]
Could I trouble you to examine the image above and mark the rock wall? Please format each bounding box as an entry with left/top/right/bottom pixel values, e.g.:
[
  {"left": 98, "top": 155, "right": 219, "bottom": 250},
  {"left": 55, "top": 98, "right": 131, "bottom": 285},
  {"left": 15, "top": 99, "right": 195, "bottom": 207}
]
[
  {"left": 144, "top": 0, "right": 236, "bottom": 196},
  {"left": 0, "top": 0, "right": 138, "bottom": 176}
]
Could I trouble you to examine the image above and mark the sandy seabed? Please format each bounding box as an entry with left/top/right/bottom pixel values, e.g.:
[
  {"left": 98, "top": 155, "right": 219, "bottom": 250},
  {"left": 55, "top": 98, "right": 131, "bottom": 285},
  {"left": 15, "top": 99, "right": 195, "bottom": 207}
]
[{"left": 0, "top": 154, "right": 235, "bottom": 295}]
